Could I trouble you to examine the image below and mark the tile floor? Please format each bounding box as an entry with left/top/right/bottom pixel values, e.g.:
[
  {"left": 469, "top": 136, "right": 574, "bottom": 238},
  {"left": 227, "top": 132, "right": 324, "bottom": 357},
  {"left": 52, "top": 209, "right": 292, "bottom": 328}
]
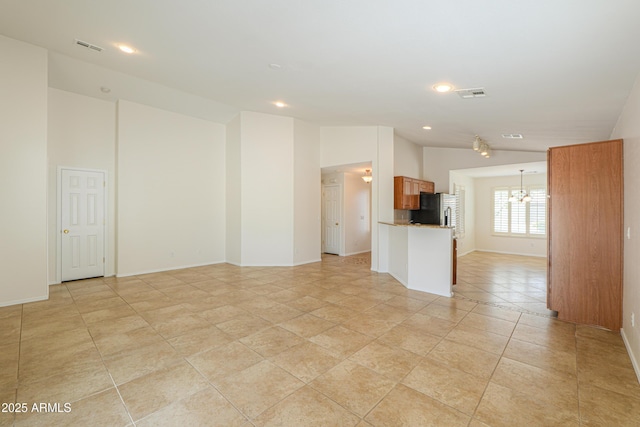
[{"left": 1, "top": 251, "right": 639, "bottom": 426}]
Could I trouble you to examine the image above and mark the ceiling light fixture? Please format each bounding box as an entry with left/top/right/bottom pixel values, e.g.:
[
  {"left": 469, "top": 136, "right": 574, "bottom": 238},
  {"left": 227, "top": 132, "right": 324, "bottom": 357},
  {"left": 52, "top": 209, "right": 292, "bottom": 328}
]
[
  {"left": 100, "top": 86, "right": 111, "bottom": 94},
  {"left": 509, "top": 170, "right": 531, "bottom": 203},
  {"left": 274, "top": 101, "right": 287, "bottom": 108},
  {"left": 432, "top": 83, "right": 453, "bottom": 93},
  {"left": 117, "top": 44, "right": 136, "bottom": 54},
  {"left": 362, "top": 169, "right": 373, "bottom": 184},
  {"left": 472, "top": 135, "right": 491, "bottom": 158},
  {"left": 422, "top": 126, "right": 432, "bottom": 130}
]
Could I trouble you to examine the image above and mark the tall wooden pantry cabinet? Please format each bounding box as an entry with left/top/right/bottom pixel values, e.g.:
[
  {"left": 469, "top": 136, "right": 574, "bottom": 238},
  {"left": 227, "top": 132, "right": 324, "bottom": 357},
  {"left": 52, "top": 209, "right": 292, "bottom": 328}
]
[{"left": 547, "top": 139, "right": 623, "bottom": 330}]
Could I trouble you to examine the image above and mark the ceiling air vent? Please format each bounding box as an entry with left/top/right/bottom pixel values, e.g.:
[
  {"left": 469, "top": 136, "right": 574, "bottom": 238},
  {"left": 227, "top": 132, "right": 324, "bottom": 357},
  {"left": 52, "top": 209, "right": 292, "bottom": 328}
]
[
  {"left": 75, "top": 39, "right": 104, "bottom": 52},
  {"left": 455, "top": 87, "right": 486, "bottom": 99},
  {"left": 501, "top": 134, "right": 524, "bottom": 139}
]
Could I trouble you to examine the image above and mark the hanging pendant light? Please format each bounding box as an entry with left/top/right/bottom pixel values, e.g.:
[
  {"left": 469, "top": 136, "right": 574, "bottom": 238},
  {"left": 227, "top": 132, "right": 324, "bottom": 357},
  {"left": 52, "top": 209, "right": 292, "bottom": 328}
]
[
  {"left": 362, "top": 169, "right": 373, "bottom": 183},
  {"left": 510, "top": 169, "right": 530, "bottom": 203}
]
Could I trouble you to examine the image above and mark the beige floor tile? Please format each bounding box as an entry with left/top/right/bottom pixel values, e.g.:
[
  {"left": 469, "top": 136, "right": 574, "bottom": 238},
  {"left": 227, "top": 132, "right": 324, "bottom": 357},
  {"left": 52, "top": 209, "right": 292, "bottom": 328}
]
[
  {"left": 402, "top": 357, "right": 488, "bottom": 415},
  {"left": 269, "top": 342, "right": 342, "bottom": 383},
  {"left": 0, "top": 390, "right": 16, "bottom": 427},
  {"left": 215, "top": 314, "right": 272, "bottom": 339},
  {"left": 20, "top": 315, "right": 86, "bottom": 341},
  {"left": 118, "top": 360, "right": 209, "bottom": 421},
  {"left": 363, "top": 303, "right": 414, "bottom": 324},
  {"left": 445, "top": 323, "right": 510, "bottom": 355},
  {"left": 14, "top": 388, "right": 130, "bottom": 427},
  {"left": 167, "top": 324, "right": 234, "bottom": 356},
  {"left": 93, "top": 325, "right": 165, "bottom": 357},
  {"left": 136, "top": 386, "right": 247, "bottom": 427},
  {"left": 335, "top": 295, "right": 380, "bottom": 312},
  {"left": 309, "top": 325, "right": 374, "bottom": 358},
  {"left": 151, "top": 312, "right": 212, "bottom": 339},
  {"left": 87, "top": 314, "right": 150, "bottom": 339},
  {"left": 431, "top": 296, "right": 478, "bottom": 312},
  {"left": 503, "top": 338, "right": 577, "bottom": 377},
  {"left": 17, "top": 363, "right": 113, "bottom": 406},
  {"left": 349, "top": 341, "right": 421, "bottom": 382},
  {"left": 187, "top": 341, "right": 263, "bottom": 383},
  {"left": 0, "top": 315, "right": 21, "bottom": 345},
  {"left": 310, "top": 360, "right": 395, "bottom": 417},
  {"left": 578, "top": 356, "right": 640, "bottom": 400},
  {"left": 376, "top": 295, "right": 428, "bottom": 312},
  {"left": 470, "top": 303, "right": 522, "bottom": 322},
  {"left": 279, "top": 313, "right": 336, "bottom": 338},
  {"left": 239, "top": 326, "right": 305, "bottom": 358},
  {"left": 19, "top": 345, "right": 105, "bottom": 385},
  {"left": 400, "top": 313, "right": 457, "bottom": 338},
  {"left": 310, "top": 304, "right": 359, "bottom": 323},
  {"left": 341, "top": 313, "right": 398, "bottom": 338},
  {"left": 253, "top": 385, "right": 359, "bottom": 427},
  {"left": 365, "top": 383, "right": 471, "bottom": 427},
  {"left": 475, "top": 382, "right": 579, "bottom": 427},
  {"left": 377, "top": 324, "right": 442, "bottom": 356},
  {"left": 511, "top": 322, "right": 576, "bottom": 353},
  {"left": 286, "top": 295, "right": 328, "bottom": 312},
  {"left": 0, "top": 343, "right": 19, "bottom": 391},
  {"left": 419, "top": 304, "right": 469, "bottom": 323},
  {"left": 199, "top": 304, "right": 249, "bottom": 323},
  {"left": 103, "top": 339, "right": 182, "bottom": 385},
  {"left": 457, "top": 312, "right": 516, "bottom": 337},
  {"left": 491, "top": 358, "right": 578, "bottom": 412},
  {"left": 579, "top": 383, "right": 640, "bottom": 426},
  {"left": 253, "top": 302, "right": 303, "bottom": 323},
  {"left": 427, "top": 339, "right": 500, "bottom": 379},
  {"left": 215, "top": 360, "right": 304, "bottom": 418}
]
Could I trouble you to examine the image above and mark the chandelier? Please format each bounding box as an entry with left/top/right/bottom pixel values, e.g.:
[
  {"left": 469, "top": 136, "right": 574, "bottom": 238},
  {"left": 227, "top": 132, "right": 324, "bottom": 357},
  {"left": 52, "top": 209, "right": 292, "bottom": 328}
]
[{"left": 509, "top": 169, "right": 531, "bottom": 203}]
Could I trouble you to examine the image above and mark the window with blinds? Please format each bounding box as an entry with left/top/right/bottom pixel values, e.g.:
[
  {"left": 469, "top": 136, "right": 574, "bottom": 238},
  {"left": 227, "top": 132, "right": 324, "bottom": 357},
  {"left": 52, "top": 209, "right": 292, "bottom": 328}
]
[{"left": 492, "top": 186, "right": 546, "bottom": 237}]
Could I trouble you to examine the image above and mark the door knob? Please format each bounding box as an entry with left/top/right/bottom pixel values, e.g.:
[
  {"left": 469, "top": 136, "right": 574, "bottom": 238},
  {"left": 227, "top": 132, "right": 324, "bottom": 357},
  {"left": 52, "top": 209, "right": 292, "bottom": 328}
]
[
  {"left": 63, "top": 229, "right": 69, "bottom": 234},
  {"left": 335, "top": 222, "right": 339, "bottom": 226}
]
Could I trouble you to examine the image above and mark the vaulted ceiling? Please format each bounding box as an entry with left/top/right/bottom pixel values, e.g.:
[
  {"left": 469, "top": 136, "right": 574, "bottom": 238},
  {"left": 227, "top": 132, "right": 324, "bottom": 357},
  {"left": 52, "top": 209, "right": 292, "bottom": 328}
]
[{"left": 2, "top": 0, "right": 640, "bottom": 152}]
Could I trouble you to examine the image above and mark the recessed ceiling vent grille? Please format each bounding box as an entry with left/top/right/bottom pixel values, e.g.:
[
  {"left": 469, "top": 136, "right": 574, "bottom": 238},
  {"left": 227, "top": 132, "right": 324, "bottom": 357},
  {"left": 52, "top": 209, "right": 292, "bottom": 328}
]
[
  {"left": 502, "top": 134, "right": 524, "bottom": 139},
  {"left": 455, "top": 87, "right": 486, "bottom": 98},
  {"left": 75, "top": 39, "right": 104, "bottom": 52}
]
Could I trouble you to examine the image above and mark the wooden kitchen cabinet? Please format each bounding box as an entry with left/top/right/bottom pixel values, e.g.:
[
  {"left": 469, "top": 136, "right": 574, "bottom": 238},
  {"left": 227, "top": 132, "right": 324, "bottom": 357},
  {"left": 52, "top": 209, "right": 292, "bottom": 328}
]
[
  {"left": 547, "top": 139, "right": 623, "bottom": 330},
  {"left": 394, "top": 176, "right": 435, "bottom": 210}
]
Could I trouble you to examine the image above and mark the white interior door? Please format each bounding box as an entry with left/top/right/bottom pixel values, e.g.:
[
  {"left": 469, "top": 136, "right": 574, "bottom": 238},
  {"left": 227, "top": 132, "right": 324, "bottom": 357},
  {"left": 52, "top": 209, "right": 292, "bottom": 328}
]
[
  {"left": 322, "top": 184, "right": 341, "bottom": 255},
  {"left": 61, "top": 169, "right": 105, "bottom": 281}
]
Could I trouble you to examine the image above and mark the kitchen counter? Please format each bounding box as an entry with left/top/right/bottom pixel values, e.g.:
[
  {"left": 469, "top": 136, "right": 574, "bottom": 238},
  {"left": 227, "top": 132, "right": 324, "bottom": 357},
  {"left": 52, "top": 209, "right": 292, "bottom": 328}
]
[
  {"left": 379, "top": 221, "right": 454, "bottom": 229},
  {"left": 379, "top": 222, "right": 454, "bottom": 297}
]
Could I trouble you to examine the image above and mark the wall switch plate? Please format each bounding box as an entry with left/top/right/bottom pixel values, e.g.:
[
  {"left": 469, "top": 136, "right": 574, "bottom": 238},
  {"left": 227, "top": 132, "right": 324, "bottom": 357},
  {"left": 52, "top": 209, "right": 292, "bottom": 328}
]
[
  {"left": 632, "top": 312, "right": 635, "bottom": 328},
  {"left": 627, "top": 227, "right": 631, "bottom": 239}
]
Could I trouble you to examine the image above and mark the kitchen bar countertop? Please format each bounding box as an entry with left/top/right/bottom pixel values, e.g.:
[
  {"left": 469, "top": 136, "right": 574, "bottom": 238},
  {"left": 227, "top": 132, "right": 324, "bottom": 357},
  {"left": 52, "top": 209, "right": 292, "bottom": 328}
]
[{"left": 379, "top": 221, "right": 454, "bottom": 229}]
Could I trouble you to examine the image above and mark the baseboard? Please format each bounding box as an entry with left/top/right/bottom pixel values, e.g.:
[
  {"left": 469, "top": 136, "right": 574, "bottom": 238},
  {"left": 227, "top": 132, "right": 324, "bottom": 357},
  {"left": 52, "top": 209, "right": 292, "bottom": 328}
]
[
  {"left": 621, "top": 328, "right": 640, "bottom": 383},
  {"left": 387, "top": 271, "right": 409, "bottom": 289},
  {"left": 0, "top": 294, "right": 48, "bottom": 308},
  {"left": 473, "top": 249, "right": 546, "bottom": 258},
  {"left": 293, "top": 258, "right": 322, "bottom": 266},
  {"left": 344, "top": 250, "right": 372, "bottom": 257},
  {"left": 116, "top": 260, "right": 226, "bottom": 277}
]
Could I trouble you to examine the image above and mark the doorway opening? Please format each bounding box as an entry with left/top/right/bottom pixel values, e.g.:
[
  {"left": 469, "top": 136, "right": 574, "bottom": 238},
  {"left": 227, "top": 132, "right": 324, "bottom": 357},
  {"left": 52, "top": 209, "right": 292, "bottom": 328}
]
[{"left": 321, "top": 162, "right": 372, "bottom": 257}]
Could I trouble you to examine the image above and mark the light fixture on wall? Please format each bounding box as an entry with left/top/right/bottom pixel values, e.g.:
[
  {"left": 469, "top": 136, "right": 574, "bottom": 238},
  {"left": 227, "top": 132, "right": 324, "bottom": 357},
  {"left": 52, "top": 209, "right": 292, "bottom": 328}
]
[
  {"left": 362, "top": 169, "right": 373, "bottom": 183},
  {"left": 473, "top": 135, "right": 491, "bottom": 158},
  {"left": 509, "top": 169, "right": 531, "bottom": 203}
]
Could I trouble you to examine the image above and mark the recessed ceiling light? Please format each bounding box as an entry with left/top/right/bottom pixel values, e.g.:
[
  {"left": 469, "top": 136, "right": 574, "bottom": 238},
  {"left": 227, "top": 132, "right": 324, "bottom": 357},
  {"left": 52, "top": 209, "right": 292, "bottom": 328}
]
[
  {"left": 117, "top": 44, "right": 136, "bottom": 54},
  {"left": 432, "top": 83, "right": 453, "bottom": 93},
  {"left": 274, "top": 101, "right": 287, "bottom": 108},
  {"left": 100, "top": 86, "right": 111, "bottom": 93},
  {"left": 422, "top": 126, "right": 432, "bottom": 130},
  {"left": 269, "top": 63, "right": 282, "bottom": 70}
]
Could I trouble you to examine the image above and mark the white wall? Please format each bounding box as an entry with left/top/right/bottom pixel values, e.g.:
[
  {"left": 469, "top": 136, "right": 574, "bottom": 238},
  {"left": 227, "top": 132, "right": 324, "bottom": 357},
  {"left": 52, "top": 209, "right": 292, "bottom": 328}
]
[
  {"left": 611, "top": 72, "right": 640, "bottom": 379},
  {"left": 424, "top": 147, "right": 546, "bottom": 192},
  {"left": 239, "top": 112, "right": 294, "bottom": 266},
  {"left": 449, "top": 171, "right": 476, "bottom": 256},
  {"left": 320, "top": 126, "right": 394, "bottom": 271},
  {"left": 0, "top": 36, "right": 48, "bottom": 306},
  {"left": 293, "top": 119, "right": 321, "bottom": 265},
  {"left": 474, "top": 173, "right": 547, "bottom": 257},
  {"left": 116, "top": 100, "right": 226, "bottom": 275},
  {"left": 344, "top": 172, "right": 372, "bottom": 255},
  {"left": 394, "top": 134, "right": 423, "bottom": 179},
  {"left": 47, "top": 89, "right": 116, "bottom": 283},
  {"left": 225, "top": 114, "right": 241, "bottom": 265}
]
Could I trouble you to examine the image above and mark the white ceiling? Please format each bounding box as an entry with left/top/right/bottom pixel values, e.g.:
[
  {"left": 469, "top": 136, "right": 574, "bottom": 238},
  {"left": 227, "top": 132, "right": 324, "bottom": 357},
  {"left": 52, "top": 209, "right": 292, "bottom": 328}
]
[{"left": 2, "top": 0, "right": 640, "bottom": 152}]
